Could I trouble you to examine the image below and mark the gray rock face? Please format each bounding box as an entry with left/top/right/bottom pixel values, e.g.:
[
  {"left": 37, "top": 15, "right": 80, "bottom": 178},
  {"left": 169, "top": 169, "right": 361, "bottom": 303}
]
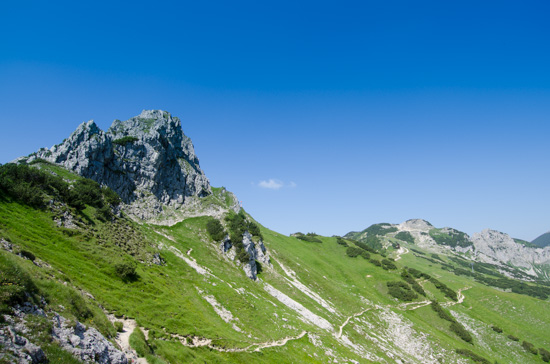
[
  {"left": 0, "top": 325, "right": 46, "bottom": 364},
  {"left": 52, "top": 313, "right": 127, "bottom": 364},
  {"left": 23, "top": 110, "right": 211, "bottom": 221},
  {"left": 471, "top": 229, "right": 550, "bottom": 272},
  {"left": 241, "top": 231, "right": 271, "bottom": 280},
  {"left": 219, "top": 232, "right": 271, "bottom": 280}
]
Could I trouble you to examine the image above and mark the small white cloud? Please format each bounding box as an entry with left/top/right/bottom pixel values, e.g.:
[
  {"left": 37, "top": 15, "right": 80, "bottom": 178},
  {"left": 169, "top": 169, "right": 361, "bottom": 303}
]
[
  {"left": 258, "top": 179, "right": 284, "bottom": 190},
  {"left": 289, "top": 181, "right": 297, "bottom": 188}
]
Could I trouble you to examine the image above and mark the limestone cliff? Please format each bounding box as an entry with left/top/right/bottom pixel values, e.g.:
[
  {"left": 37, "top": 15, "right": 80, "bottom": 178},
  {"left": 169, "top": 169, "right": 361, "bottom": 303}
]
[{"left": 19, "top": 110, "right": 212, "bottom": 221}]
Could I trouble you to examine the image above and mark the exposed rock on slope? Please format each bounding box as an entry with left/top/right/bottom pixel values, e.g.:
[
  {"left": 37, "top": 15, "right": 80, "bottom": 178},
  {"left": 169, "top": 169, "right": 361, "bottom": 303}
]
[
  {"left": 19, "top": 110, "right": 212, "bottom": 221},
  {"left": 471, "top": 229, "right": 550, "bottom": 271}
]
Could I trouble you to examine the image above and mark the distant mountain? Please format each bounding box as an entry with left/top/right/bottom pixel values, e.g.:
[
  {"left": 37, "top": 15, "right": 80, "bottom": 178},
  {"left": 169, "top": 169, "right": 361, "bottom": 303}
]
[
  {"left": 532, "top": 232, "right": 550, "bottom": 248},
  {"left": 347, "top": 219, "right": 550, "bottom": 280}
]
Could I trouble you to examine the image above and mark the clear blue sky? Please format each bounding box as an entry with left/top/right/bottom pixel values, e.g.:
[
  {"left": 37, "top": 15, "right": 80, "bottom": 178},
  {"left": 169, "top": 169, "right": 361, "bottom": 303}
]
[{"left": 1, "top": 1, "right": 549, "bottom": 240}]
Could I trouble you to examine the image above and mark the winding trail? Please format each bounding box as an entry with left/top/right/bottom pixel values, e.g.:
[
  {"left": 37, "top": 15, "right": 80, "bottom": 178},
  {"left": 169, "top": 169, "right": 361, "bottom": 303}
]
[
  {"left": 335, "top": 308, "right": 372, "bottom": 339},
  {"left": 109, "top": 315, "right": 148, "bottom": 364},
  {"left": 178, "top": 330, "right": 309, "bottom": 353},
  {"left": 394, "top": 247, "right": 409, "bottom": 261}
]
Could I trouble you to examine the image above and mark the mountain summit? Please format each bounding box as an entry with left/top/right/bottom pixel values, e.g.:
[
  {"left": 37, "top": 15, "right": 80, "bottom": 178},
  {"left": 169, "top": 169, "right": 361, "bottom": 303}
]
[{"left": 18, "top": 110, "right": 213, "bottom": 221}]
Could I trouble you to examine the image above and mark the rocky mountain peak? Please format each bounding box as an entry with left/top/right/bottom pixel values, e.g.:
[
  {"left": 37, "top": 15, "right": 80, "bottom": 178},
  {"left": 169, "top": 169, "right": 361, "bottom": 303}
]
[
  {"left": 398, "top": 219, "right": 433, "bottom": 232},
  {"left": 20, "top": 110, "right": 212, "bottom": 222}
]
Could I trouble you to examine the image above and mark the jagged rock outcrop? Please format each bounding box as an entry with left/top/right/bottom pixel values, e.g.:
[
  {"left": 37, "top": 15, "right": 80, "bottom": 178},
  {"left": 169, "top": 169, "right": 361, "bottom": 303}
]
[
  {"left": 1, "top": 302, "right": 126, "bottom": 364},
  {"left": 220, "top": 232, "right": 271, "bottom": 280},
  {"left": 242, "top": 231, "right": 271, "bottom": 280},
  {"left": 51, "top": 313, "right": 127, "bottom": 364},
  {"left": 19, "top": 110, "right": 211, "bottom": 221},
  {"left": 0, "top": 325, "right": 46, "bottom": 364},
  {"left": 471, "top": 229, "right": 550, "bottom": 272}
]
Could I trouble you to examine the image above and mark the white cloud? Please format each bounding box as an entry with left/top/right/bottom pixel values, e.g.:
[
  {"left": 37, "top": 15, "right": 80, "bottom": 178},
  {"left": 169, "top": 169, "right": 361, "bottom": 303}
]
[{"left": 258, "top": 179, "right": 284, "bottom": 190}]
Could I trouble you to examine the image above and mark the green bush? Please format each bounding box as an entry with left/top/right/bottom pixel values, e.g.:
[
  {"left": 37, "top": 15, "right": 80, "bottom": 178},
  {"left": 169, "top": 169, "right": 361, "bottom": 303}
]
[
  {"left": 455, "top": 349, "right": 490, "bottom": 363},
  {"left": 401, "top": 270, "right": 426, "bottom": 296},
  {"left": 206, "top": 218, "right": 226, "bottom": 242},
  {"left": 19, "top": 250, "right": 36, "bottom": 261},
  {"left": 70, "top": 178, "right": 103, "bottom": 210},
  {"left": 95, "top": 205, "right": 113, "bottom": 221},
  {"left": 540, "top": 348, "right": 550, "bottom": 362},
  {"left": 430, "top": 301, "right": 455, "bottom": 322},
  {"left": 507, "top": 334, "right": 519, "bottom": 341},
  {"left": 370, "top": 259, "right": 382, "bottom": 267},
  {"left": 115, "top": 259, "right": 138, "bottom": 280},
  {"left": 115, "top": 321, "right": 124, "bottom": 332},
  {"left": 395, "top": 231, "right": 415, "bottom": 244},
  {"left": 360, "top": 251, "right": 370, "bottom": 260},
  {"left": 346, "top": 247, "right": 362, "bottom": 258},
  {"left": 522, "top": 341, "right": 538, "bottom": 355},
  {"left": 381, "top": 259, "right": 397, "bottom": 270},
  {"left": 102, "top": 186, "right": 121, "bottom": 206},
  {"left": 491, "top": 325, "right": 503, "bottom": 333},
  {"left": 336, "top": 237, "right": 348, "bottom": 247},
  {"left": 387, "top": 281, "right": 418, "bottom": 301},
  {"left": 450, "top": 322, "right": 473, "bottom": 343},
  {"left": 113, "top": 136, "right": 139, "bottom": 146}
]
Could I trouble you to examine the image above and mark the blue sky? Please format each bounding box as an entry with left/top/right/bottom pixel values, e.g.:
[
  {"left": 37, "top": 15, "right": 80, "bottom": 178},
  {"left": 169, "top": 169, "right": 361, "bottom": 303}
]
[{"left": 1, "top": 1, "right": 549, "bottom": 240}]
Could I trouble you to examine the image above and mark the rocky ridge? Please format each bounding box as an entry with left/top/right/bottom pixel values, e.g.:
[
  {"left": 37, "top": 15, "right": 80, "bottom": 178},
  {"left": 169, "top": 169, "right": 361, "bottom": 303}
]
[
  {"left": 355, "top": 219, "right": 550, "bottom": 280},
  {"left": 18, "top": 110, "right": 213, "bottom": 222}
]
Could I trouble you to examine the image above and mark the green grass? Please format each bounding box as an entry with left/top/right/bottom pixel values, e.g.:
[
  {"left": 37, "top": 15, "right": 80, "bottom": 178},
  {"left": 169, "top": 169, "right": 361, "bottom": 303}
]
[{"left": 1, "top": 183, "right": 550, "bottom": 363}]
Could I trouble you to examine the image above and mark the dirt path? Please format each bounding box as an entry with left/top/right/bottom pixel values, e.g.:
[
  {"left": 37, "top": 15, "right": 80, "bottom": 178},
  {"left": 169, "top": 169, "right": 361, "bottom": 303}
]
[
  {"left": 394, "top": 247, "right": 409, "bottom": 261},
  {"left": 108, "top": 315, "right": 148, "bottom": 364},
  {"left": 442, "top": 287, "right": 469, "bottom": 307},
  {"left": 335, "top": 308, "right": 371, "bottom": 339},
  {"left": 177, "top": 330, "right": 308, "bottom": 353}
]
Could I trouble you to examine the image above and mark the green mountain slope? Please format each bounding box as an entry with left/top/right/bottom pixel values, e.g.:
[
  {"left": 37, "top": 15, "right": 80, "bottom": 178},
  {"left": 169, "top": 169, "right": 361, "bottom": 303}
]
[
  {"left": 533, "top": 232, "right": 550, "bottom": 248},
  {"left": 1, "top": 163, "right": 550, "bottom": 363}
]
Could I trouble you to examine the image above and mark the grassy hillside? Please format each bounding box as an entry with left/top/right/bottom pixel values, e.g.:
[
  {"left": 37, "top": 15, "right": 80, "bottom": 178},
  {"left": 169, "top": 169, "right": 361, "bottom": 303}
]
[{"left": 1, "top": 163, "right": 550, "bottom": 363}]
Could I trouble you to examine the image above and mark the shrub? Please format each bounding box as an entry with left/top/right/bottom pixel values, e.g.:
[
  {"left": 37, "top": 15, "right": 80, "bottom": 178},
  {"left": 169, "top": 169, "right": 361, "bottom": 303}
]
[
  {"left": 507, "top": 334, "right": 519, "bottom": 341},
  {"left": 430, "top": 301, "right": 455, "bottom": 322},
  {"left": 491, "top": 325, "right": 503, "bottom": 333},
  {"left": 336, "top": 237, "right": 348, "bottom": 247},
  {"left": 455, "top": 349, "right": 490, "bottom": 363},
  {"left": 401, "top": 270, "right": 426, "bottom": 296},
  {"left": 381, "top": 259, "right": 397, "bottom": 270},
  {"left": 113, "top": 136, "right": 139, "bottom": 146},
  {"left": 69, "top": 178, "right": 103, "bottom": 210},
  {"left": 95, "top": 205, "right": 113, "bottom": 221},
  {"left": 540, "top": 348, "right": 550, "bottom": 362},
  {"left": 206, "top": 218, "right": 226, "bottom": 242},
  {"left": 346, "top": 247, "right": 362, "bottom": 258},
  {"left": 237, "top": 250, "right": 251, "bottom": 264},
  {"left": 115, "top": 259, "right": 138, "bottom": 280},
  {"left": 102, "top": 186, "right": 121, "bottom": 206},
  {"left": 19, "top": 250, "right": 36, "bottom": 261},
  {"left": 395, "top": 231, "right": 415, "bottom": 244},
  {"left": 522, "top": 341, "right": 538, "bottom": 355},
  {"left": 387, "top": 281, "right": 418, "bottom": 301},
  {"left": 295, "top": 234, "right": 322, "bottom": 243},
  {"left": 370, "top": 259, "right": 382, "bottom": 267},
  {"left": 360, "top": 251, "right": 370, "bottom": 260},
  {"left": 115, "top": 321, "right": 124, "bottom": 332},
  {"left": 450, "top": 322, "right": 473, "bottom": 343}
]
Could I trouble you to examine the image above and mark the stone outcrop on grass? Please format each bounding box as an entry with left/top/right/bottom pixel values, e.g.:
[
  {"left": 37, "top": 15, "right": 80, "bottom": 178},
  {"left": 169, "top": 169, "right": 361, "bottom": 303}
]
[{"left": 20, "top": 110, "right": 211, "bottom": 221}]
